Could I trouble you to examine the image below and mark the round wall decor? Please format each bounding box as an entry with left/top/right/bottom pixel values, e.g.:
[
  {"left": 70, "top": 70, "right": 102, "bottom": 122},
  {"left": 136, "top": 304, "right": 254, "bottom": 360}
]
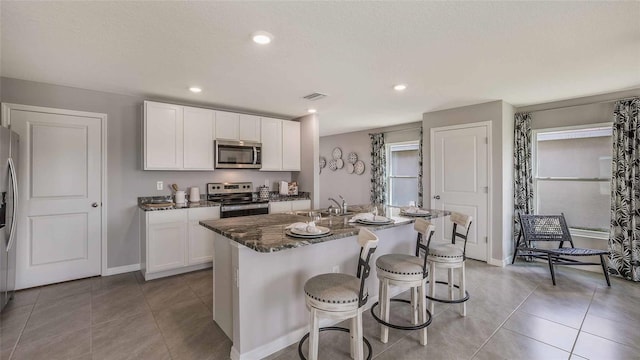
[
  {"left": 332, "top": 147, "right": 342, "bottom": 160},
  {"left": 346, "top": 163, "right": 355, "bottom": 174},
  {"left": 336, "top": 158, "right": 344, "bottom": 169},
  {"left": 328, "top": 159, "right": 338, "bottom": 171},
  {"left": 347, "top": 152, "right": 358, "bottom": 164},
  {"left": 319, "top": 157, "right": 326, "bottom": 168},
  {"left": 354, "top": 160, "right": 365, "bottom": 175}
]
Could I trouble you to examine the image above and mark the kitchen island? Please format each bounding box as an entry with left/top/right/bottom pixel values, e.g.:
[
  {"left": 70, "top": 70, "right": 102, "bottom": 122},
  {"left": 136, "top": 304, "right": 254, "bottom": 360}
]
[{"left": 200, "top": 207, "right": 449, "bottom": 360}]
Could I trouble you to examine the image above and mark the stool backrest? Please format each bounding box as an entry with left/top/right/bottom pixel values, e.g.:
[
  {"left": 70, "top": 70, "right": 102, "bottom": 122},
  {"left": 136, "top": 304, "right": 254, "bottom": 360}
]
[
  {"left": 356, "top": 227, "right": 379, "bottom": 307},
  {"left": 450, "top": 212, "right": 473, "bottom": 259},
  {"left": 414, "top": 219, "right": 435, "bottom": 276}
]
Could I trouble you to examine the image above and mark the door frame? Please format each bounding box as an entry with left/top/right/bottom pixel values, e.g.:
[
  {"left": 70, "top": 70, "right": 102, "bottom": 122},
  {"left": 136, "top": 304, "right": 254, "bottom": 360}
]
[
  {"left": 429, "top": 120, "right": 493, "bottom": 263},
  {"left": 1, "top": 103, "right": 108, "bottom": 276}
]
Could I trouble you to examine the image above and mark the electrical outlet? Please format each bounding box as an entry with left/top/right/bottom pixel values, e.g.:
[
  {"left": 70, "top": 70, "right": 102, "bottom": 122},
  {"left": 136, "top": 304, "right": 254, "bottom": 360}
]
[
  {"left": 156, "top": 181, "right": 163, "bottom": 191},
  {"left": 332, "top": 265, "right": 339, "bottom": 273}
]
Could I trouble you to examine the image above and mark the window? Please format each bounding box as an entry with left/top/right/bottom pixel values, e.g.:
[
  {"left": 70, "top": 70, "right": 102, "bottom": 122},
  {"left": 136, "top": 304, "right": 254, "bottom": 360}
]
[
  {"left": 386, "top": 141, "right": 420, "bottom": 206},
  {"left": 533, "top": 124, "right": 612, "bottom": 237}
]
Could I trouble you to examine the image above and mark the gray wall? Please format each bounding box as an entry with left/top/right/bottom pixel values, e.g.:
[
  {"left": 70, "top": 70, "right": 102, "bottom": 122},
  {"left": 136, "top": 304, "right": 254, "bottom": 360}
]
[
  {"left": 1, "top": 77, "right": 292, "bottom": 268},
  {"left": 318, "top": 122, "right": 421, "bottom": 209},
  {"left": 423, "top": 101, "right": 515, "bottom": 263},
  {"left": 292, "top": 114, "right": 320, "bottom": 208}
]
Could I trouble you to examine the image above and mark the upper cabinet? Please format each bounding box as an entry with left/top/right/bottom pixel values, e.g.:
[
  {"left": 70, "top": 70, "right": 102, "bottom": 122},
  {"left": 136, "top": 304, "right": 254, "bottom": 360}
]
[
  {"left": 144, "top": 101, "right": 215, "bottom": 171},
  {"left": 144, "top": 101, "right": 184, "bottom": 170},
  {"left": 239, "top": 114, "right": 261, "bottom": 142},
  {"left": 261, "top": 118, "right": 300, "bottom": 172},
  {"left": 215, "top": 111, "right": 240, "bottom": 141}
]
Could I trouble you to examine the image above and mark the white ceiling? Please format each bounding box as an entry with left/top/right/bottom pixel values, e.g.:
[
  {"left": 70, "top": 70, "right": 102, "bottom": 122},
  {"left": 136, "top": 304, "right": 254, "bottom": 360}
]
[{"left": 1, "top": 1, "right": 639, "bottom": 136}]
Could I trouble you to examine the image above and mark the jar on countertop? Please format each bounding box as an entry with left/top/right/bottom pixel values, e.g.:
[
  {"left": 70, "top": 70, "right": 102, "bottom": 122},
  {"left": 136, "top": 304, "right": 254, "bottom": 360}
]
[{"left": 259, "top": 185, "right": 270, "bottom": 200}]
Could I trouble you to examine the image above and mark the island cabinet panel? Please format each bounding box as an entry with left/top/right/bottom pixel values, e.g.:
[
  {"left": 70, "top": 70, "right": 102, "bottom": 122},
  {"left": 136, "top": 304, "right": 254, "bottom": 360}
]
[
  {"left": 183, "top": 106, "right": 215, "bottom": 170},
  {"left": 239, "top": 114, "right": 261, "bottom": 142},
  {"left": 144, "top": 101, "right": 183, "bottom": 170},
  {"left": 260, "top": 117, "right": 283, "bottom": 171},
  {"left": 142, "top": 207, "right": 220, "bottom": 280},
  {"left": 282, "top": 120, "right": 301, "bottom": 171},
  {"left": 215, "top": 111, "right": 240, "bottom": 141},
  {"left": 290, "top": 199, "right": 311, "bottom": 211},
  {"left": 269, "top": 200, "right": 311, "bottom": 213}
]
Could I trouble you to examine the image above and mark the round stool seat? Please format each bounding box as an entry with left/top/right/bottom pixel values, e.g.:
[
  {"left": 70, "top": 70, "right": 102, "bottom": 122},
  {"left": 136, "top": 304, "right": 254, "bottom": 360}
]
[
  {"left": 427, "top": 244, "right": 464, "bottom": 263},
  {"left": 376, "top": 254, "right": 425, "bottom": 280},
  {"left": 304, "top": 273, "right": 365, "bottom": 306}
]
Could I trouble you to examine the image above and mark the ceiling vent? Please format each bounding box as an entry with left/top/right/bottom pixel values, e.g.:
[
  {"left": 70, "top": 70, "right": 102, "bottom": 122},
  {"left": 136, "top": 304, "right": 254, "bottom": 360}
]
[{"left": 303, "top": 92, "right": 328, "bottom": 101}]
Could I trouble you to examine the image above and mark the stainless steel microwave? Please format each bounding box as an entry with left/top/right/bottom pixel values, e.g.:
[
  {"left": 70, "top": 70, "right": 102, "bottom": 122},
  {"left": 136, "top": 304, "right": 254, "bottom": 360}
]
[{"left": 215, "top": 140, "right": 262, "bottom": 169}]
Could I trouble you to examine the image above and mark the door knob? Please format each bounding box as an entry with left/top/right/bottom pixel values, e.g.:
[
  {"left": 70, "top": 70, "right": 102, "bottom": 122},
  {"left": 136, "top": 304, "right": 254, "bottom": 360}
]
[
  {"left": 92, "top": 202, "right": 99, "bottom": 208},
  {"left": 433, "top": 195, "right": 441, "bottom": 200}
]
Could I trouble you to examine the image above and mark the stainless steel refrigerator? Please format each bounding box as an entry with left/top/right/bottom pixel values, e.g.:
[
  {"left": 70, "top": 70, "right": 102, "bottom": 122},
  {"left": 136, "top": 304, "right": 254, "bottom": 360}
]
[{"left": 0, "top": 126, "right": 18, "bottom": 312}]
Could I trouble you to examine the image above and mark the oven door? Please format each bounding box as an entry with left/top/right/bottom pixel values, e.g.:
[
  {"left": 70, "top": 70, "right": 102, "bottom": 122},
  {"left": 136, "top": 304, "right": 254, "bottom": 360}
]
[
  {"left": 215, "top": 140, "right": 262, "bottom": 169},
  {"left": 221, "top": 203, "right": 269, "bottom": 218}
]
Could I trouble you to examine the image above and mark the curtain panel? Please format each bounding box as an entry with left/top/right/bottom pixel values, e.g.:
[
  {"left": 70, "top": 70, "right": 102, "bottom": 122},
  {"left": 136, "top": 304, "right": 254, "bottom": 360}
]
[
  {"left": 609, "top": 98, "right": 640, "bottom": 282},
  {"left": 369, "top": 133, "right": 386, "bottom": 206},
  {"left": 513, "top": 112, "right": 534, "bottom": 244},
  {"left": 417, "top": 127, "right": 424, "bottom": 208}
]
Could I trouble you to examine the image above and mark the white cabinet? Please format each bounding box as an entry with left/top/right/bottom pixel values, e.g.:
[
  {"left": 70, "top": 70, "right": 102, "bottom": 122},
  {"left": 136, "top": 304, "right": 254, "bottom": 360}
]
[
  {"left": 144, "top": 101, "right": 184, "bottom": 170},
  {"left": 269, "top": 200, "right": 311, "bottom": 214},
  {"left": 141, "top": 207, "right": 220, "bottom": 280},
  {"left": 144, "top": 101, "right": 215, "bottom": 171},
  {"left": 188, "top": 207, "right": 220, "bottom": 265},
  {"left": 215, "top": 111, "right": 240, "bottom": 141},
  {"left": 239, "top": 114, "right": 261, "bottom": 142},
  {"left": 261, "top": 118, "right": 301, "bottom": 171},
  {"left": 282, "top": 121, "right": 301, "bottom": 171},
  {"left": 260, "top": 118, "right": 283, "bottom": 171},
  {"left": 183, "top": 106, "right": 215, "bottom": 170}
]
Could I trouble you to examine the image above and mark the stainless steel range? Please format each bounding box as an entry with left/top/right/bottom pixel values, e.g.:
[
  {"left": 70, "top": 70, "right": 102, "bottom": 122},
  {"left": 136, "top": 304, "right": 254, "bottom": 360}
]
[{"left": 207, "top": 182, "right": 269, "bottom": 218}]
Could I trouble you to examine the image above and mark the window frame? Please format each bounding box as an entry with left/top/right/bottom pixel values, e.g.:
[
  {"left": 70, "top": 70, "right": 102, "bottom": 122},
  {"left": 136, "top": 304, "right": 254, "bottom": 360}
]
[
  {"left": 532, "top": 122, "right": 612, "bottom": 240},
  {"left": 385, "top": 140, "right": 420, "bottom": 207}
]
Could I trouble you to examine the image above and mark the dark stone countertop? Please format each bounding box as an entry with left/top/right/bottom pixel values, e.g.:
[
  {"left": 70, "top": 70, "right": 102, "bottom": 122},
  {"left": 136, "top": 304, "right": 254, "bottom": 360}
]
[
  {"left": 199, "top": 206, "right": 450, "bottom": 253},
  {"left": 138, "top": 196, "right": 220, "bottom": 211}
]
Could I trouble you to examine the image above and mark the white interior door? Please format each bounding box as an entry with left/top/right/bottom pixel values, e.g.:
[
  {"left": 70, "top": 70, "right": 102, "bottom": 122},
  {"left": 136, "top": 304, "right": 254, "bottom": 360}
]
[
  {"left": 431, "top": 123, "right": 489, "bottom": 261},
  {"left": 6, "top": 105, "right": 104, "bottom": 289}
]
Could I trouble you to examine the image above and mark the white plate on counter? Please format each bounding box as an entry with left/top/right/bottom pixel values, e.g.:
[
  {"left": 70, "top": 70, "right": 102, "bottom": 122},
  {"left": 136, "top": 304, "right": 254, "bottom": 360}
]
[
  {"left": 356, "top": 216, "right": 394, "bottom": 225},
  {"left": 401, "top": 210, "right": 431, "bottom": 217},
  {"left": 287, "top": 226, "right": 332, "bottom": 238}
]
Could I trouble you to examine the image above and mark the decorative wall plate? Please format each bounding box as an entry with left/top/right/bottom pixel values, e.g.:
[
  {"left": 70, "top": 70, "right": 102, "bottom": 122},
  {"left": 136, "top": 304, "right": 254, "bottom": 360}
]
[
  {"left": 332, "top": 147, "right": 342, "bottom": 160},
  {"left": 336, "top": 158, "right": 344, "bottom": 169},
  {"left": 328, "top": 159, "right": 338, "bottom": 171},
  {"left": 354, "top": 160, "right": 365, "bottom": 175},
  {"left": 347, "top": 152, "right": 358, "bottom": 164},
  {"left": 346, "top": 163, "right": 355, "bottom": 174},
  {"left": 319, "top": 157, "right": 326, "bottom": 168}
]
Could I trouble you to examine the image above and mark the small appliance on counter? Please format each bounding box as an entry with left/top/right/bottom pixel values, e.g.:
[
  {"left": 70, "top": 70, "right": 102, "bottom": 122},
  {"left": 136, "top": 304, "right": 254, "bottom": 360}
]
[
  {"left": 189, "top": 187, "right": 200, "bottom": 202},
  {"left": 174, "top": 190, "right": 186, "bottom": 205},
  {"left": 207, "top": 182, "right": 269, "bottom": 218}
]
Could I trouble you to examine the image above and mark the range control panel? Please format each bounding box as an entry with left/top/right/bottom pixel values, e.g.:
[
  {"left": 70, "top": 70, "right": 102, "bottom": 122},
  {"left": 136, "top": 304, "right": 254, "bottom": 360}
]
[{"left": 207, "top": 182, "right": 253, "bottom": 195}]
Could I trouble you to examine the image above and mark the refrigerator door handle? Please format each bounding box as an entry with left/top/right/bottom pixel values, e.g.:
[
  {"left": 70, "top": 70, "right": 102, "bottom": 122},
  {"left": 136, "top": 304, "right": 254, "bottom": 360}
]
[{"left": 7, "top": 157, "right": 18, "bottom": 252}]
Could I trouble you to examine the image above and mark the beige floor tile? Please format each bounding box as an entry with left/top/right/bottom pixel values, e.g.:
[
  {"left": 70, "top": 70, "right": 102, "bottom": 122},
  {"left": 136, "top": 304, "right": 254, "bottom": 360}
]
[
  {"left": 0, "top": 304, "right": 32, "bottom": 352},
  {"left": 5, "top": 288, "right": 39, "bottom": 310},
  {"left": 92, "top": 312, "right": 170, "bottom": 360},
  {"left": 183, "top": 269, "right": 213, "bottom": 298},
  {"left": 573, "top": 331, "right": 639, "bottom": 359},
  {"left": 36, "top": 277, "right": 96, "bottom": 303},
  {"left": 140, "top": 275, "right": 195, "bottom": 312},
  {"left": 92, "top": 285, "right": 151, "bottom": 325},
  {"left": 92, "top": 273, "right": 140, "bottom": 295},
  {"left": 581, "top": 313, "right": 640, "bottom": 350},
  {"left": 20, "top": 292, "right": 91, "bottom": 343},
  {"left": 503, "top": 311, "right": 579, "bottom": 351},
  {"left": 12, "top": 327, "right": 90, "bottom": 360},
  {"left": 519, "top": 292, "right": 590, "bottom": 329},
  {"left": 473, "top": 328, "right": 570, "bottom": 360}
]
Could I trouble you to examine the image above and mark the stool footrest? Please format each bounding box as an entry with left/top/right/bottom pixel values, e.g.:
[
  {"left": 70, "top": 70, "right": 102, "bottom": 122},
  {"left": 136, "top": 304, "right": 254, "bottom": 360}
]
[
  {"left": 370, "top": 299, "right": 433, "bottom": 330},
  {"left": 297, "top": 326, "right": 372, "bottom": 360},
  {"left": 425, "top": 280, "right": 470, "bottom": 304}
]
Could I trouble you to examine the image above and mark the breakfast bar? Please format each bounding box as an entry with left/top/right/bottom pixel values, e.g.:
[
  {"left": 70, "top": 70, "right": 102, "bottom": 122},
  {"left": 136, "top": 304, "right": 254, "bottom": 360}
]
[{"left": 200, "top": 207, "right": 449, "bottom": 360}]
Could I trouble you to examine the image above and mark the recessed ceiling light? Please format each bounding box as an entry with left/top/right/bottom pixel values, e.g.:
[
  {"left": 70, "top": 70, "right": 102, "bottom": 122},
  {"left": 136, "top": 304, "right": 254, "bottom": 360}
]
[
  {"left": 189, "top": 87, "right": 202, "bottom": 93},
  {"left": 393, "top": 84, "right": 407, "bottom": 91},
  {"left": 307, "top": 109, "right": 317, "bottom": 114},
  {"left": 252, "top": 31, "right": 273, "bottom": 45}
]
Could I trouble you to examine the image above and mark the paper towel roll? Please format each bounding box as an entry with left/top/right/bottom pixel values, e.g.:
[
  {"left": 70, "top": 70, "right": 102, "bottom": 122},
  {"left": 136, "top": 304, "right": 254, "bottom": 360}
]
[{"left": 280, "top": 181, "right": 289, "bottom": 195}]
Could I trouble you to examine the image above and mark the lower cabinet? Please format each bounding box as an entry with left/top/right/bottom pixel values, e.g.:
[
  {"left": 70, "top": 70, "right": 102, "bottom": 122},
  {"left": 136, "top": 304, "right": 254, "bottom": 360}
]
[
  {"left": 269, "top": 199, "right": 311, "bottom": 214},
  {"left": 141, "top": 207, "right": 220, "bottom": 280}
]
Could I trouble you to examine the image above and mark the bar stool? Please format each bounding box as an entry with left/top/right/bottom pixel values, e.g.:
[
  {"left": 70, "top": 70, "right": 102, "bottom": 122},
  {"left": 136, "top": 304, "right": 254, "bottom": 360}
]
[
  {"left": 298, "top": 228, "right": 379, "bottom": 360},
  {"left": 371, "top": 219, "right": 435, "bottom": 346},
  {"left": 426, "top": 212, "right": 472, "bottom": 316}
]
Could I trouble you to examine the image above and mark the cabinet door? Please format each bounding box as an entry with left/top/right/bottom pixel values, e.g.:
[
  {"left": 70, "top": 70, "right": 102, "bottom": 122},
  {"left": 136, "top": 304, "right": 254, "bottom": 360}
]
[
  {"left": 269, "top": 202, "right": 292, "bottom": 214},
  {"left": 183, "top": 107, "right": 215, "bottom": 170},
  {"left": 144, "top": 101, "right": 183, "bottom": 170},
  {"left": 290, "top": 200, "right": 311, "bottom": 211},
  {"left": 188, "top": 207, "right": 220, "bottom": 265},
  {"left": 260, "top": 118, "right": 282, "bottom": 171},
  {"left": 239, "top": 114, "right": 261, "bottom": 142},
  {"left": 147, "top": 221, "right": 187, "bottom": 273},
  {"left": 215, "top": 111, "right": 240, "bottom": 140},
  {"left": 282, "top": 121, "right": 301, "bottom": 171}
]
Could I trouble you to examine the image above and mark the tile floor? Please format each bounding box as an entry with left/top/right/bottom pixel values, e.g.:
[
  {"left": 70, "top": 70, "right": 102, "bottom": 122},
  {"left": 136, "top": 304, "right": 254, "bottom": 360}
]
[{"left": 1, "top": 260, "right": 638, "bottom": 360}]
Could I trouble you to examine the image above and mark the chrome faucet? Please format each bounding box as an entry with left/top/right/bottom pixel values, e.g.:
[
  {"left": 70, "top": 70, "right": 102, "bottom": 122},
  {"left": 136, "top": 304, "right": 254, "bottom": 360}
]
[
  {"left": 328, "top": 197, "right": 342, "bottom": 212},
  {"left": 329, "top": 195, "right": 348, "bottom": 214}
]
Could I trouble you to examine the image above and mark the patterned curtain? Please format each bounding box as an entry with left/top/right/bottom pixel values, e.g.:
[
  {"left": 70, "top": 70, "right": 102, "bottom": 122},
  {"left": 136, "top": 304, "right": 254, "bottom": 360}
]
[
  {"left": 609, "top": 98, "right": 640, "bottom": 281},
  {"left": 513, "top": 112, "right": 534, "bottom": 245},
  {"left": 370, "top": 133, "right": 386, "bottom": 206},
  {"left": 417, "top": 127, "right": 424, "bottom": 208}
]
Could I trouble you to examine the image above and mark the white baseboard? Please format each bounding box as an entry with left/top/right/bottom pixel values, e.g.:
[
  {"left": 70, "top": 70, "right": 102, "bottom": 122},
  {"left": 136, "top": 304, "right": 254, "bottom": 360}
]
[
  {"left": 103, "top": 263, "right": 141, "bottom": 276},
  {"left": 143, "top": 262, "right": 212, "bottom": 281},
  {"left": 229, "top": 287, "right": 405, "bottom": 360},
  {"left": 487, "top": 256, "right": 512, "bottom": 267}
]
